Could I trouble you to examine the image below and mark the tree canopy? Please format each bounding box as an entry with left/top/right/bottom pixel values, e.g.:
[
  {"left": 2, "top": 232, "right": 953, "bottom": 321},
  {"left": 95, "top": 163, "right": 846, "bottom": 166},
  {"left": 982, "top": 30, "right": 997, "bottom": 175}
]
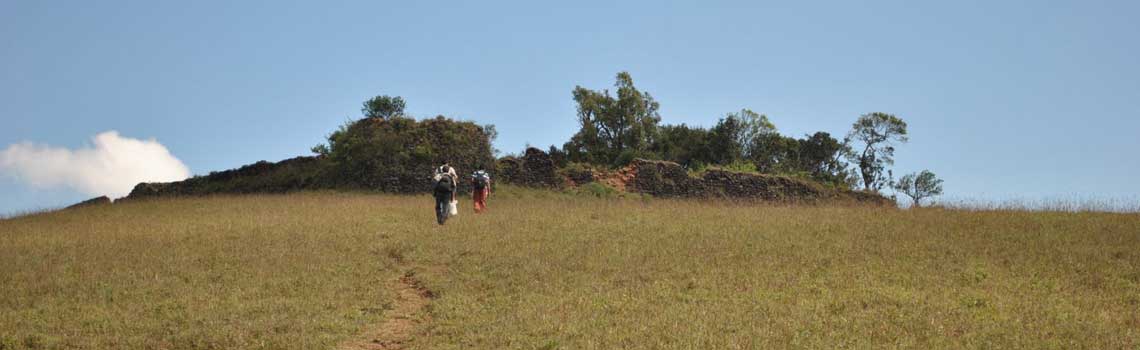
[
  {"left": 894, "top": 170, "right": 944, "bottom": 207},
  {"left": 564, "top": 72, "right": 661, "bottom": 165},
  {"left": 328, "top": 74, "right": 933, "bottom": 200},
  {"left": 361, "top": 95, "right": 406, "bottom": 120},
  {"left": 315, "top": 96, "right": 495, "bottom": 193},
  {"left": 558, "top": 74, "right": 864, "bottom": 186},
  {"left": 846, "top": 112, "right": 908, "bottom": 191}
]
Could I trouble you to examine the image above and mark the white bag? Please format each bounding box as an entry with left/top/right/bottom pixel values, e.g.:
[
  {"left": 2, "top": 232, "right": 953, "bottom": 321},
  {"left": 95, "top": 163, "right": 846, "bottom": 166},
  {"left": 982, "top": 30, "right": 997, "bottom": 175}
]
[{"left": 448, "top": 200, "right": 458, "bottom": 216}]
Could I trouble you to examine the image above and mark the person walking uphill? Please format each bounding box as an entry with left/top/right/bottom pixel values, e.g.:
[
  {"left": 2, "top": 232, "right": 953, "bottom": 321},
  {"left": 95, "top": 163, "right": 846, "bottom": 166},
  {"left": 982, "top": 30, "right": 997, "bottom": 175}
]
[
  {"left": 471, "top": 169, "right": 492, "bottom": 213},
  {"left": 432, "top": 164, "right": 458, "bottom": 225}
]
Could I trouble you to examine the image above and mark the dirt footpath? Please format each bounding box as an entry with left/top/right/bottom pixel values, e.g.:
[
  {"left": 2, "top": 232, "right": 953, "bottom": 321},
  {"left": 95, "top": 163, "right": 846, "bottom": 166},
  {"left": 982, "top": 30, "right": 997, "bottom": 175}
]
[{"left": 338, "top": 272, "right": 434, "bottom": 350}]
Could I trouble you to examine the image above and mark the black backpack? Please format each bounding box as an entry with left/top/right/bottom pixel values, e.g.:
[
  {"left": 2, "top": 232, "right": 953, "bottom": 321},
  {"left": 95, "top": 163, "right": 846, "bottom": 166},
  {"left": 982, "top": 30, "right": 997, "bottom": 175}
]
[
  {"left": 433, "top": 175, "right": 454, "bottom": 195},
  {"left": 473, "top": 172, "right": 489, "bottom": 190}
]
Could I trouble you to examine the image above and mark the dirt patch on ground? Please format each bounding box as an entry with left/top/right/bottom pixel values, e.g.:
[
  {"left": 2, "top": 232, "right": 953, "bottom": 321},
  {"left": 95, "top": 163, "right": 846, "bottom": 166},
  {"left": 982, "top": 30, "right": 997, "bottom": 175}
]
[{"left": 338, "top": 271, "right": 434, "bottom": 350}]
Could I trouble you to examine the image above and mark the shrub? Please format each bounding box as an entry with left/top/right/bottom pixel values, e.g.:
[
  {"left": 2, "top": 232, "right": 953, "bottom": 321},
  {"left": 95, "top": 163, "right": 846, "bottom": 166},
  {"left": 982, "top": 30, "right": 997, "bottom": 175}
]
[{"left": 323, "top": 115, "right": 495, "bottom": 194}]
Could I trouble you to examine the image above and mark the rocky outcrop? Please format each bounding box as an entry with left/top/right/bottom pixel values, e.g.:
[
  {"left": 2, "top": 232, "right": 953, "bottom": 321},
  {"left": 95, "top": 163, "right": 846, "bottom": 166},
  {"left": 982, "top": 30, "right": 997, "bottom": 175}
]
[
  {"left": 66, "top": 196, "right": 112, "bottom": 209},
  {"left": 627, "top": 159, "right": 893, "bottom": 205},
  {"left": 561, "top": 167, "right": 595, "bottom": 186},
  {"left": 496, "top": 147, "right": 562, "bottom": 188},
  {"left": 628, "top": 159, "right": 701, "bottom": 197}
]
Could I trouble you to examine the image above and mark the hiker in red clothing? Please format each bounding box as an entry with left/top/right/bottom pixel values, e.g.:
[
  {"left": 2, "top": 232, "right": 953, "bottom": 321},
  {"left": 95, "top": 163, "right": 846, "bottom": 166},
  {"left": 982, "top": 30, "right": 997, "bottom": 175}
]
[{"left": 471, "top": 169, "right": 491, "bottom": 213}]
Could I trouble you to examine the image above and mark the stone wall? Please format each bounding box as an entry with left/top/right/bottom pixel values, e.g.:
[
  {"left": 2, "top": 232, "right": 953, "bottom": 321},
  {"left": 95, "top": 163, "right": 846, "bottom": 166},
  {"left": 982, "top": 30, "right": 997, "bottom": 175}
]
[
  {"left": 496, "top": 147, "right": 562, "bottom": 188},
  {"left": 561, "top": 167, "right": 595, "bottom": 186},
  {"left": 628, "top": 159, "right": 703, "bottom": 197}
]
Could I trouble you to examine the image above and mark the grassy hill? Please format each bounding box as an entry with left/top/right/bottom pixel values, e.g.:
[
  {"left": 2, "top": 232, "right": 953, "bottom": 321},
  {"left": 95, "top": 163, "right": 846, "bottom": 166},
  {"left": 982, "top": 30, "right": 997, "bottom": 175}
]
[{"left": 2, "top": 189, "right": 1138, "bottom": 349}]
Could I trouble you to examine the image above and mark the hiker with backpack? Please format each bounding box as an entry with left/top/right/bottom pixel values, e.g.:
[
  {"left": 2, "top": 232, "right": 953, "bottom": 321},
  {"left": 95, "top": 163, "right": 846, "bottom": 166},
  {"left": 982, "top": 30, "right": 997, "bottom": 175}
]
[
  {"left": 433, "top": 163, "right": 458, "bottom": 225},
  {"left": 471, "top": 169, "right": 492, "bottom": 213}
]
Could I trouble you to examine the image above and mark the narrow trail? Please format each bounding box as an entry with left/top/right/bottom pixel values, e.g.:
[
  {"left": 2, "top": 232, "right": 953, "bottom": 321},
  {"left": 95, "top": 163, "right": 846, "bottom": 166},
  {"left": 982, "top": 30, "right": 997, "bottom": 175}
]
[{"left": 338, "top": 271, "right": 434, "bottom": 350}]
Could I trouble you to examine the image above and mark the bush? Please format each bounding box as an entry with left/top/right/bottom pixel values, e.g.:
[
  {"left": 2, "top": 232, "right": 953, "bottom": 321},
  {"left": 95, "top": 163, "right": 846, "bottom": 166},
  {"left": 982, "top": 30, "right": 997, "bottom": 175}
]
[
  {"left": 494, "top": 147, "right": 561, "bottom": 188},
  {"left": 324, "top": 115, "right": 495, "bottom": 194}
]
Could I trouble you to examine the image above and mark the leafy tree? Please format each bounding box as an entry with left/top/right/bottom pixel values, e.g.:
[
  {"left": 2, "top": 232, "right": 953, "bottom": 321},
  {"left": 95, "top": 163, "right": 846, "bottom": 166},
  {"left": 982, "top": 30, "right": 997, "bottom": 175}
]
[
  {"left": 747, "top": 132, "right": 795, "bottom": 173},
  {"left": 846, "top": 112, "right": 908, "bottom": 191},
  {"left": 708, "top": 116, "right": 743, "bottom": 165},
  {"left": 708, "top": 109, "right": 776, "bottom": 165},
  {"left": 893, "top": 170, "right": 944, "bottom": 207},
  {"left": 324, "top": 115, "right": 494, "bottom": 193},
  {"left": 744, "top": 130, "right": 853, "bottom": 186},
  {"left": 564, "top": 72, "right": 661, "bottom": 165},
  {"left": 308, "top": 97, "right": 494, "bottom": 193},
  {"left": 731, "top": 109, "right": 776, "bottom": 158},
  {"left": 311, "top": 122, "right": 350, "bottom": 156},
  {"left": 548, "top": 145, "right": 568, "bottom": 168},
  {"left": 310, "top": 143, "right": 330, "bottom": 156},
  {"left": 482, "top": 124, "right": 499, "bottom": 157},
  {"left": 361, "top": 95, "right": 406, "bottom": 120},
  {"left": 797, "top": 132, "right": 847, "bottom": 182},
  {"left": 652, "top": 124, "right": 712, "bottom": 168}
]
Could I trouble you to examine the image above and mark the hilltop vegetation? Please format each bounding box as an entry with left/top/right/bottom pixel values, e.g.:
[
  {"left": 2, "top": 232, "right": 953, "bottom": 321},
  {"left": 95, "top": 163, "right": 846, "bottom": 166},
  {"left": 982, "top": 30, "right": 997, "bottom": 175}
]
[
  {"left": 318, "top": 115, "right": 496, "bottom": 193},
  {"left": 128, "top": 115, "right": 495, "bottom": 199},
  {"left": 558, "top": 72, "right": 914, "bottom": 192},
  {"left": 3, "top": 191, "right": 1138, "bottom": 349},
  {"left": 125, "top": 71, "right": 944, "bottom": 206}
]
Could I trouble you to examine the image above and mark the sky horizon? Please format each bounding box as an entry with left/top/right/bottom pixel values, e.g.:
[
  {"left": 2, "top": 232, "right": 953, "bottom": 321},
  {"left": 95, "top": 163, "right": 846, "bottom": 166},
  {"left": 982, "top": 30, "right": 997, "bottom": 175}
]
[{"left": 3, "top": 1, "right": 1139, "bottom": 214}]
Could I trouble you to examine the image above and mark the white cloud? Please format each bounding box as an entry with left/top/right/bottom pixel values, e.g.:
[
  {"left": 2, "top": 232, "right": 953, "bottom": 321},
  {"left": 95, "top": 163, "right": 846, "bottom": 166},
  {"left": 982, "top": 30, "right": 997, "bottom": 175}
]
[{"left": 0, "top": 131, "right": 190, "bottom": 198}]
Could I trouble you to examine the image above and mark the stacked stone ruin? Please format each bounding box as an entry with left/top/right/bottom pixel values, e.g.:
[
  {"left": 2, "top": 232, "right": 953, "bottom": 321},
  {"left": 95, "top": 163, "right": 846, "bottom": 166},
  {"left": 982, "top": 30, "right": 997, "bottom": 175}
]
[{"left": 495, "top": 147, "right": 562, "bottom": 188}]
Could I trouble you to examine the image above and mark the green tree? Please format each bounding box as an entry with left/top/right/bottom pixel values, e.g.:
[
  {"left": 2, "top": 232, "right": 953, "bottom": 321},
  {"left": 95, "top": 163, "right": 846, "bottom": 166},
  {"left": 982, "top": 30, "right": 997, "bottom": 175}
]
[
  {"left": 652, "top": 124, "right": 713, "bottom": 168},
  {"left": 846, "top": 112, "right": 908, "bottom": 191},
  {"left": 796, "top": 132, "right": 850, "bottom": 185},
  {"left": 708, "top": 109, "right": 776, "bottom": 165},
  {"left": 361, "top": 95, "right": 406, "bottom": 120},
  {"left": 708, "top": 115, "right": 746, "bottom": 165},
  {"left": 309, "top": 97, "right": 494, "bottom": 193},
  {"left": 564, "top": 72, "right": 661, "bottom": 165},
  {"left": 731, "top": 109, "right": 777, "bottom": 158},
  {"left": 324, "top": 115, "right": 494, "bottom": 192},
  {"left": 310, "top": 143, "right": 330, "bottom": 156},
  {"left": 547, "top": 145, "right": 569, "bottom": 168},
  {"left": 893, "top": 170, "right": 944, "bottom": 207},
  {"left": 482, "top": 124, "right": 499, "bottom": 157},
  {"left": 748, "top": 132, "right": 790, "bottom": 173}
]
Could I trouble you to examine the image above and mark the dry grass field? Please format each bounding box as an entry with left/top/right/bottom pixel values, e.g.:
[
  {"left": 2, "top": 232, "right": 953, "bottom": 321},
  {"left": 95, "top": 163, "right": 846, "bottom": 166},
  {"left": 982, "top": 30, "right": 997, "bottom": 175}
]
[{"left": 2, "top": 188, "right": 1138, "bottom": 349}]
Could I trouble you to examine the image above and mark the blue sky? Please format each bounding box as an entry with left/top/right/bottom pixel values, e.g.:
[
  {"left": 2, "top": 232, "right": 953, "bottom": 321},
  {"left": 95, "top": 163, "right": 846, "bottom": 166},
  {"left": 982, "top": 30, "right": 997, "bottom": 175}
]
[{"left": 2, "top": 0, "right": 1138, "bottom": 214}]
